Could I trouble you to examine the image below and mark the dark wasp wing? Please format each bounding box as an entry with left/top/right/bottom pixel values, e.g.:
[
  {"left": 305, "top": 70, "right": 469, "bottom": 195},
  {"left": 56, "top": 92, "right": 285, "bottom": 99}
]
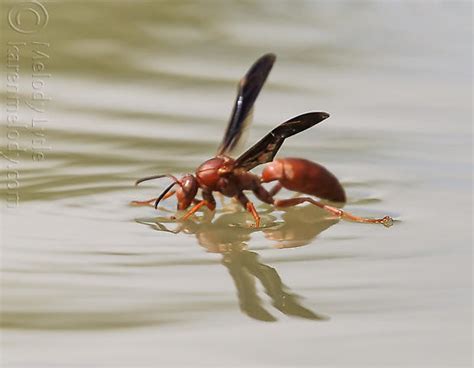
[
  {"left": 234, "top": 112, "right": 330, "bottom": 171},
  {"left": 217, "top": 53, "right": 276, "bottom": 156}
]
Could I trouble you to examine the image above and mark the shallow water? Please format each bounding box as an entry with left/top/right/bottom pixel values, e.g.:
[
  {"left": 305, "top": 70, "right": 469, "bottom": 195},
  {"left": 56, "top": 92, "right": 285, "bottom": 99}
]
[{"left": 1, "top": 1, "right": 472, "bottom": 367}]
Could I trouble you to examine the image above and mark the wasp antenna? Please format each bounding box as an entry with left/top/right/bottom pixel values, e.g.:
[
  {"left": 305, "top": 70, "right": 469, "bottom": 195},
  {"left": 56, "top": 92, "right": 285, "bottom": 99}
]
[
  {"left": 135, "top": 174, "right": 179, "bottom": 186},
  {"left": 154, "top": 182, "right": 177, "bottom": 209}
]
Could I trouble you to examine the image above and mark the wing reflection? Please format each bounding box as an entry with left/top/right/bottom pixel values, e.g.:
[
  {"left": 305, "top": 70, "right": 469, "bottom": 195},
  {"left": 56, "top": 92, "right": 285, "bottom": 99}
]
[{"left": 137, "top": 205, "right": 338, "bottom": 321}]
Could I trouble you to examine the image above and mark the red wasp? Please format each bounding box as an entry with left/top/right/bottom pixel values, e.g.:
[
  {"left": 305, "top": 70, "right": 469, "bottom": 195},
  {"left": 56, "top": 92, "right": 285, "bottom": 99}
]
[{"left": 133, "top": 53, "right": 393, "bottom": 228}]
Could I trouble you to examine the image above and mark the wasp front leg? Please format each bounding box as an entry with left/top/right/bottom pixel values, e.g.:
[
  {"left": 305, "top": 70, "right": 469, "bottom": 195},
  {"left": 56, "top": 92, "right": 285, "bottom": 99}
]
[
  {"left": 180, "top": 190, "right": 216, "bottom": 221},
  {"left": 131, "top": 190, "right": 176, "bottom": 207}
]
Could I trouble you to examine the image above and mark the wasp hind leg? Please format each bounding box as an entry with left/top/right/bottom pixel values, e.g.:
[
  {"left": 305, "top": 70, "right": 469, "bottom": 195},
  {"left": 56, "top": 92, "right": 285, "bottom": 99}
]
[{"left": 273, "top": 197, "right": 393, "bottom": 227}]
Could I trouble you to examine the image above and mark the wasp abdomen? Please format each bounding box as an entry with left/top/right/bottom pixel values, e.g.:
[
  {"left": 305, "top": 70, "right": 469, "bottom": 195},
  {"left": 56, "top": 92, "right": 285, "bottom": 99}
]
[{"left": 262, "top": 158, "right": 346, "bottom": 203}]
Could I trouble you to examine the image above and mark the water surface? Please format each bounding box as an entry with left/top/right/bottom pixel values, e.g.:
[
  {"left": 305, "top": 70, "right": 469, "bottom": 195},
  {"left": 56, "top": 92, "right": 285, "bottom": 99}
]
[{"left": 1, "top": 1, "right": 472, "bottom": 367}]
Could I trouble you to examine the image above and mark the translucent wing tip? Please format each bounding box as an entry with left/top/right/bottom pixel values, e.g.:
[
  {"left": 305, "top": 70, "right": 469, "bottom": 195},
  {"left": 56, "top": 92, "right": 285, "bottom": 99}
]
[{"left": 218, "top": 53, "right": 277, "bottom": 156}]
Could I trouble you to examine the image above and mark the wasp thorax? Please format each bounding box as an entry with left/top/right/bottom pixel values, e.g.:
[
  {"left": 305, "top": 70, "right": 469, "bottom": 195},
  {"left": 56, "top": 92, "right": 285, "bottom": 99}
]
[{"left": 195, "top": 156, "right": 235, "bottom": 190}]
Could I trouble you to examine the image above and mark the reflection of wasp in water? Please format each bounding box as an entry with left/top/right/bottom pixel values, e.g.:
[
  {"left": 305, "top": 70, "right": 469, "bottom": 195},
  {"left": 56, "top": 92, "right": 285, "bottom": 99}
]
[{"left": 137, "top": 205, "right": 338, "bottom": 321}]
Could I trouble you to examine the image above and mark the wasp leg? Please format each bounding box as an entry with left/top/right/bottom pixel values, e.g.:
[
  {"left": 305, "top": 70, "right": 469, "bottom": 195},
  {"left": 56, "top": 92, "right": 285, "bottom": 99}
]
[
  {"left": 251, "top": 180, "right": 392, "bottom": 227},
  {"left": 274, "top": 197, "right": 393, "bottom": 227},
  {"left": 203, "top": 190, "right": 217, "bottom": 210},
  {"left": 180, "top": 191, "right": 216, "bottom": 221},
  {"left": 181, "top": 201, "right": 208, "bottom": 221},
  {"left": 246, "top": 202, "right": 260, "bottom": 228},
  {"left": 131, "top": 198, "right": 157, "bottom": 207},
  {"left": 236, "top": 192, "right": 260, "bottom": 227},
  {"left": 131, "top": 191, "right": 176, "bottom": 207}
]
